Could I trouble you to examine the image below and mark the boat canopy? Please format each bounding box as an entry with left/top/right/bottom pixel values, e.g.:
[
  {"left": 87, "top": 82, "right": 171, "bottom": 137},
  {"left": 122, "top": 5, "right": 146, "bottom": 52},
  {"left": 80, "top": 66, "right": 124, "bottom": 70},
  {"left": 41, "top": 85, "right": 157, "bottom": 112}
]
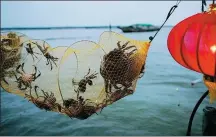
[{"left": 132, "top": 24, "right": 153, "bottom": 27}]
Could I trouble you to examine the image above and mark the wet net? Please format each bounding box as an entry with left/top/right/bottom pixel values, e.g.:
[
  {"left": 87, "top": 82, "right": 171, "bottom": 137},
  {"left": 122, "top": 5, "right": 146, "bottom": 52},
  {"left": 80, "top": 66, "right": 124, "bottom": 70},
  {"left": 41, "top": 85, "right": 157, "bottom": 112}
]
[{"left": 0, "top": 31, "right": 151, "bottom": 119}]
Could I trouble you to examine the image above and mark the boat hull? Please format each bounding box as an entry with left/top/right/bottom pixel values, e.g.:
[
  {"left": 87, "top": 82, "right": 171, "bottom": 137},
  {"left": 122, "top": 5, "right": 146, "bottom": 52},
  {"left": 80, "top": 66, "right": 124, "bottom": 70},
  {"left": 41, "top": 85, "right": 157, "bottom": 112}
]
[{"left": 118, "top": 26, "right": 160, "bottom": 33}]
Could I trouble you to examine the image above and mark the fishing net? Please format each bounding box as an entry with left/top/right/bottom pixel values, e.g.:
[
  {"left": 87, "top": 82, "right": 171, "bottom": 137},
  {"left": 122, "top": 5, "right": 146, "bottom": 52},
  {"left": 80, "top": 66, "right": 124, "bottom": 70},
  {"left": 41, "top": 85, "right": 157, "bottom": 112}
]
[{"left": 0, "top": 31, "right": 151, "bottom": 119}]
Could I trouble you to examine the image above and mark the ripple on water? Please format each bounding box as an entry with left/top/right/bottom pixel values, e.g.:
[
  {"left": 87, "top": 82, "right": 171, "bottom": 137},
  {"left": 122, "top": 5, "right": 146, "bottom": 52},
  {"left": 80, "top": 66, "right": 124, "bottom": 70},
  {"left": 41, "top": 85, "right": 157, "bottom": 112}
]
[{"left": 0, "top": 28, "right": 210, "bottom": 136}]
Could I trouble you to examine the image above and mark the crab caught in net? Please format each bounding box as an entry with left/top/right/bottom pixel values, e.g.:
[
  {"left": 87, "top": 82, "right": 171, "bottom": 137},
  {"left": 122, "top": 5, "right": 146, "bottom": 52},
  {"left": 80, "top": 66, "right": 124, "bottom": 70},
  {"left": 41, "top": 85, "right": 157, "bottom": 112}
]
[
  {"left": 58, "top": 40, "right": 106, "bottom": 119},
  {"left": 72, "top": 68, "right": 98, "bottom": 94},
  {"left": 24, "top": 86, "right": 62, "bottom": 112},
  {"left": 32, "top": 40, "right": 59, "bottom": 70},
  {"left": 99, "top": 31, "right": 151, "bottom": 104},
  {"left": 14, "top": 63, "right": 41, "bottom": 90},
  {"left": 1, "top": 31, "right": 151, "bottom": 120},
  {"left": 100, "top": 41, "right": 137, "bottom": 98},
  {"left": 24, "top": 42, "right": 42, "bottom": 62},
  {"left": 0, "top": 32, "right": 30, "bottom": 88}
]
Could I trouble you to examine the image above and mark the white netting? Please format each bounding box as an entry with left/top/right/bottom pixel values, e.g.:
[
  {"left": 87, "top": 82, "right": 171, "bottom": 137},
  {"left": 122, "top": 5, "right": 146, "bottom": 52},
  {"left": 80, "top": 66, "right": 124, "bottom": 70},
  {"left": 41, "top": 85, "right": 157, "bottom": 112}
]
[{"left": 0, "top": 31, "right": 151, "bottom": 119}]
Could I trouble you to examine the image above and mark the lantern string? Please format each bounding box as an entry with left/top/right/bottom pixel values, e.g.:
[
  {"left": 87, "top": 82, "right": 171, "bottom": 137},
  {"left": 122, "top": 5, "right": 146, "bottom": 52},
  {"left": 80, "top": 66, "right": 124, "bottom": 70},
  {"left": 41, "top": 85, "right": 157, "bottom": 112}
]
[
  {"left": 186, "top": 90, "right": 209, "bottom": 136},
  {"left": 202, "top": 0, "right": 207, "bottom": 12},
  {"left": 149, "top": 0, "right": 181, "bottom": 43}
]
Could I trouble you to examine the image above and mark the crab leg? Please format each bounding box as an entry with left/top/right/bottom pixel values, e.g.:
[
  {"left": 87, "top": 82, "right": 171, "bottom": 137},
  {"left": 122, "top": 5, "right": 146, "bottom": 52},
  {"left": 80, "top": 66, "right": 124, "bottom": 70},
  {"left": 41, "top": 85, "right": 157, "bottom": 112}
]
[
  {"left": 32, "top": 65, "right": 41, "bottom": 80},
  {"left": 117, "top": 41, "right": 122, "bottom": 49},
  {"left": 29, "top": 87, "right": 37, "bottom": 107},
  {"left": 44, "top": 91, "right": 49, "bottom": 98},
  {"left": 21, "top": 63, "right": 25, "bottom": 73},
  {"left": 32, "top": 65, "right": 37, "bottom": 74},
  {"left": 18, "top": 80, "right": 22, "bottom": 89},
  {"left": 41, "top": 90, "right": 49, "bottom": 98},
  {"left": 14, "top": 73, "right": 19, "bottom": 81},
  {"left": 127, "top": 49, "right": 137, "bottom": 57},
  {"left": 76, "top": 89, "right": 80, "bottom": 100},
  {"left": 104, "top": 79, "right": 109, "bottom": 94},
  {"left": 121, "top": 41, "right": 130, "bottom": 49},
  {"left": 34, "top": 86, "right": 39, "bottom": 97},
  {"left": 111, "top": 82, "right": 122, "bottom": 89},
  {"left": 20, "top": 82, "right": 27, "bottom": 90},
  {"left": 49, "top": 60, "right": 53, "bottom": 70},
  {"left": 122, "top": 45, "right": 137, "bottom": 52},
  {"left": 46, "top": 58, "right": 50, "bottom": 65},
  {"left": 55, "top": 103, "right": 62, "bottom": 112},
  {"left": 34, "top": 70, "right": 41, "bottom": 80},
  {"left": 139, "top": 65, "right": 145, "bottom": 78},
  {"left": 53, "top": 57, "right": 59, "bottom": 61},
  {"left": 51, "top": 59, "right": 57, "bottom": 68},
  {"left": 3, "top": 78, "right": 9, "bottom": 85},
  {"left": 16, "top": 64, "right": 22, "bottom": 74},
  {"left": 84, "top": 68, "right": 91, "bottom": 78},
  {"left": 88, "top": 75, "right": 96, "bottom": 80},
  {"left": 43, "top": 43, "right": 47, "bottom": 53},
  {"left": 50, "top": 92, "right": 54, "bottom": 97},
  {"left": 72, "top": 79, "right": 79, "bottom": 85},
  {"left": 88, "top": 72, "right": 98, "bottom": 79}
]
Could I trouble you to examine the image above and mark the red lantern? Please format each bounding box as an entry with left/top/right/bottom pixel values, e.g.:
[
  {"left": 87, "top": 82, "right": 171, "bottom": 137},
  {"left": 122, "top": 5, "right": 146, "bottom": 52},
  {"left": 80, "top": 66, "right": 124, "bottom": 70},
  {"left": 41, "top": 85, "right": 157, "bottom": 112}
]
[{"left": 167, "top": 4, "right": 216, "bottom": 77}]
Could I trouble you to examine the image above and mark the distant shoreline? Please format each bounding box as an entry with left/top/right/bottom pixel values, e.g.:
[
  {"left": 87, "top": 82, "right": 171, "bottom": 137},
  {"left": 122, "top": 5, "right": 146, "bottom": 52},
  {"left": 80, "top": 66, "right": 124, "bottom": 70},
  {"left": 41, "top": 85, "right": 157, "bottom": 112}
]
[{"left": 1, "top": 25, "right": 173, "bottom": 31}]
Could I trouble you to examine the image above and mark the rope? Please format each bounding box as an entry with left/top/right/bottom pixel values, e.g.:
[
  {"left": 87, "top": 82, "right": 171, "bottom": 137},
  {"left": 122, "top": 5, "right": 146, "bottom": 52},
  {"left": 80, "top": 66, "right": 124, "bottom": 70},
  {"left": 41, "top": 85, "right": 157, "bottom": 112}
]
[
  {"left": 139, "top": 0, "right": 182, "bottom": 78},
  {"left": 149, "top": 0, "right": 181, "bottom": 43},
  {"left": 186, "top": 90, "right": 209, "bottom": 136},
  {"left": 202, "top": 0, "right": 207, "bottom": 12}
]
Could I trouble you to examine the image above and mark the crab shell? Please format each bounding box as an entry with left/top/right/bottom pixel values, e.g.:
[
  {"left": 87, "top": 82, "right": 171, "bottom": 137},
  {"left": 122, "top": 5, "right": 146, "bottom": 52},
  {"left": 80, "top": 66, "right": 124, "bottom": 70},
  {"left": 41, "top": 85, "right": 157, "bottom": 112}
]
[{"left": 100, "top": 49, "right": 131, "bottom": 84}]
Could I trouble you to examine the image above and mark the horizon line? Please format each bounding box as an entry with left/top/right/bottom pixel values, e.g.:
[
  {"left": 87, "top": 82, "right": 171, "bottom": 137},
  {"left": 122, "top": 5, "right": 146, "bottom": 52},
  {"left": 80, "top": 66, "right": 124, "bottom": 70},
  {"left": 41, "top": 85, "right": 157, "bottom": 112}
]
[{"left": 1, "top": 25, "right": 173, "bottom": 31}]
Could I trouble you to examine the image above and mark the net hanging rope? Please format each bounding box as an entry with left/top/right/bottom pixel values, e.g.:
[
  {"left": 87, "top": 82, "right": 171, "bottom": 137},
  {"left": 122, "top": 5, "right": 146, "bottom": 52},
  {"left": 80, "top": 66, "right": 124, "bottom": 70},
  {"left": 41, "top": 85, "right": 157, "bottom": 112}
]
[
  {"left": 149, "top": 0, "right": 181, "bottom": 43},
  {"left": 139, "top": 0, "right": 182, "bottom": 78},
  {"left": 202, "top": 0, "right": 207, "bottom": 12}
]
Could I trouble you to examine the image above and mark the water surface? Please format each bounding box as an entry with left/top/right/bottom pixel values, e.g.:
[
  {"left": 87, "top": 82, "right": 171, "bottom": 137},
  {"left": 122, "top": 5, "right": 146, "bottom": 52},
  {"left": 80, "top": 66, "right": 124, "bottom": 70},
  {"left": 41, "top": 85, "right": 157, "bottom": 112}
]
[{"left": 0, "top": 28, "right": 211, "bottom": 135}]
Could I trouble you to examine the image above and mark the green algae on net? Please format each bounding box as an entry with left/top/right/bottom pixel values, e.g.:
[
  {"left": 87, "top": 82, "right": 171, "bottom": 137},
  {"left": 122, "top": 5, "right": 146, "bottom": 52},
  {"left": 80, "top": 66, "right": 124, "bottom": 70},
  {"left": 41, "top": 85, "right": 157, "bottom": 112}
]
[{"left": 0, "top": 31, "right": 151, "bottom": 120}]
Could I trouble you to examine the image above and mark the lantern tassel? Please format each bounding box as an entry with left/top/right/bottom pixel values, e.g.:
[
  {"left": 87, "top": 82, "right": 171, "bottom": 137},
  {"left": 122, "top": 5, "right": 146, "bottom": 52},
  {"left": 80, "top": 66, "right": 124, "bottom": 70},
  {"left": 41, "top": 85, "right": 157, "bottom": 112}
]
[
  {"left": 203, "top": 75, "right": 216, "bottom": 103},
  {"left": 185, "top": 75, "right": 216, "bottom": 136},
  {"left": 186, "top": 75, "right": 216, "bottom": 136},
  {"left": 185, "top": 77, "right": 216, "bottom": 136}
]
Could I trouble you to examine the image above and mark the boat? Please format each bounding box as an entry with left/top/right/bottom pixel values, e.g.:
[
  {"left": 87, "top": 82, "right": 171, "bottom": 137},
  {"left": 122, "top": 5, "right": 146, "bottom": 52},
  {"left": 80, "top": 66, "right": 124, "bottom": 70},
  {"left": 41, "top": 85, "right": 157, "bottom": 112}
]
[{"left": 117, "top": 24, "right": 160, "bottom": 33}]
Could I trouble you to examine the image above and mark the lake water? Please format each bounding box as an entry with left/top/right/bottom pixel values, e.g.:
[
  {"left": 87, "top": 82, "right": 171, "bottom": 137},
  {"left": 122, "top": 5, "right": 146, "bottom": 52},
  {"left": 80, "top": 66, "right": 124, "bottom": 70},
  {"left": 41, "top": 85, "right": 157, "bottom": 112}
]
[{"left": 0, "top": 27, "right": 212, "bottom": 135}]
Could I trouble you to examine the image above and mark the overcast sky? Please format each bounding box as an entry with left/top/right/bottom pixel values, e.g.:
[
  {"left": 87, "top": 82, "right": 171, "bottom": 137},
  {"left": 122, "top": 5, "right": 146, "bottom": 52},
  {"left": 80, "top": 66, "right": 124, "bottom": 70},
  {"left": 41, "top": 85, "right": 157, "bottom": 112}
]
[{"left": 1, "top": 1, "right": 212, "bottom": 27}]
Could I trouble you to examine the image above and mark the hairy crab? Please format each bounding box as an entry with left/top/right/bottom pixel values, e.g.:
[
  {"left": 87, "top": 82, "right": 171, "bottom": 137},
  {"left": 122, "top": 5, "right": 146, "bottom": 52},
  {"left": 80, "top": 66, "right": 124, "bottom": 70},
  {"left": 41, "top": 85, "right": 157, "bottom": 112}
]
[
  {"left": 14, "top": 63, "right": 41, "bottom": 90},
  {"left": 100, "top": 41, "right": 137, "bottom": 98}
]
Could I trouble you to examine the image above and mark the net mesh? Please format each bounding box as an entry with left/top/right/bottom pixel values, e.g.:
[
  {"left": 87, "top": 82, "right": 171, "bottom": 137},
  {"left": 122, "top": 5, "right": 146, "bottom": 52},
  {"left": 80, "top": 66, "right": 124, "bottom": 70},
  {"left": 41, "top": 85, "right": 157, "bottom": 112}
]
[{"left": 0, "top": 31, "right": 151, "bottom": 120}]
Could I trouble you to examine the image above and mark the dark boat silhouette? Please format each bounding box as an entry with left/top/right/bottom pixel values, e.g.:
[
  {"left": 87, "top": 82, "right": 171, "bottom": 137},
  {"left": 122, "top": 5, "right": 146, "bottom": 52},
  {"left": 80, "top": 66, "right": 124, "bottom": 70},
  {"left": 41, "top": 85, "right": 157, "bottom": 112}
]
[{"left": 117, "top": 24, "right": 160, "bottom": 33}]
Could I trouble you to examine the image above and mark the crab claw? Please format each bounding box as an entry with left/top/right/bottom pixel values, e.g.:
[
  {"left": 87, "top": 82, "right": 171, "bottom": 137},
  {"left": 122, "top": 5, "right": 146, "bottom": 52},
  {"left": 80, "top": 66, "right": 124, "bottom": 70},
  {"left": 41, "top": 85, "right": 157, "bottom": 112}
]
[
  {"left": 122, "top": 41, "right": 130, "bottom": 49},
  {"left": 117, "top": 41, "right": 121, "bottom": 48},
  {"left": 16, "top": 64, "right": 22, "bottom": 74},
  {"left": 34, "top": 85, "right": 39, "bottom": 90}
]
